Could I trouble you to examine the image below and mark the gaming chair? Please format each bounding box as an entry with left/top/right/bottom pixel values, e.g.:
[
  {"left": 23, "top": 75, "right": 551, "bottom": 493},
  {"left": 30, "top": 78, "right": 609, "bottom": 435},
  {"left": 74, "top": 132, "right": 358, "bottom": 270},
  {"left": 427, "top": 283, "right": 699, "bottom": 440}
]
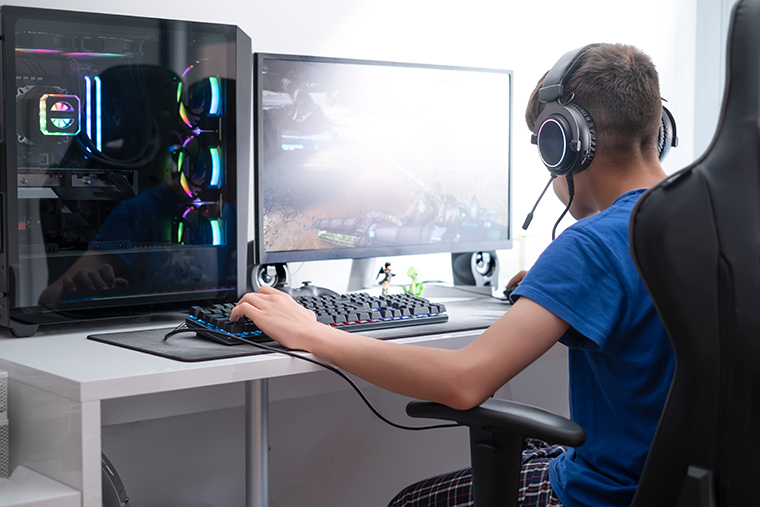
[
  {"left": 408, "top": 1, "right": 760, "bottom": 505},
  {"left": 629, "top": 0, "right": 760, "bottom": 504}
]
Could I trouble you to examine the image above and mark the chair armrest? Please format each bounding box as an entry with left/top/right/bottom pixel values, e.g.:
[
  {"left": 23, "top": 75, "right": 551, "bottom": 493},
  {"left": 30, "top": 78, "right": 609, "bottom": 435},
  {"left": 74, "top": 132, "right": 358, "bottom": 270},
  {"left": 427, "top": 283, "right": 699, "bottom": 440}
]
[{"left": 407, "top": 398, "right": 586, "bottom": 447}]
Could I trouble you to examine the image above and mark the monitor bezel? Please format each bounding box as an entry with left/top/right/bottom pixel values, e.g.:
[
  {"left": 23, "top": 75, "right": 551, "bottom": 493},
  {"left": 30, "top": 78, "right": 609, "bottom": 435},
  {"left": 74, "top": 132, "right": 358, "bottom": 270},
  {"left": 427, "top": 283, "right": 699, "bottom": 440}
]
[{"left": 253, "top": 52, "right": 513, "bottom": 265}]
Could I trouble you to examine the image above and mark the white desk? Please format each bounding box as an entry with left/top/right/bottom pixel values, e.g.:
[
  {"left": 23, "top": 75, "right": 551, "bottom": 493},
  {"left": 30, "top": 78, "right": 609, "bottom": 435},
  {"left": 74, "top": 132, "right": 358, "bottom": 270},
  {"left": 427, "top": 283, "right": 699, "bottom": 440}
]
[{"left": 0, "top": 315, "right": 485, "bottom": 507}]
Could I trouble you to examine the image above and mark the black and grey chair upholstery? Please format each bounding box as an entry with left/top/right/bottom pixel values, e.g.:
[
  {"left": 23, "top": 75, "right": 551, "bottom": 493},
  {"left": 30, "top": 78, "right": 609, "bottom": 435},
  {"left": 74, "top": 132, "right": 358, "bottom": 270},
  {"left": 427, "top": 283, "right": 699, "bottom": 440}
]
[
  {"left": 408, "top": 1, "right": 760, "bottom": 505},
  {"left": 629, "top": 0, "right": 760, "bottom": 504}
]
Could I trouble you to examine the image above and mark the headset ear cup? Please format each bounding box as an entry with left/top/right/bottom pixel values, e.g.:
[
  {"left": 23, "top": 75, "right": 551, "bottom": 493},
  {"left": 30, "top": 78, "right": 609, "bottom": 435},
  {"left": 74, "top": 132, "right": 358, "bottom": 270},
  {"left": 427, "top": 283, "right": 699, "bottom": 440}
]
[
  {"left": 658, "top": 116, "right": 669, "bottom": 160},
  {"left": 565, "top": 102, "right": 597, "bottom": 174},
  {"left": 533, "top": 101, "right": 597, "bottom": 178},
  {"left": 658, "top": 106, "right": 677, "bottom": 161}
]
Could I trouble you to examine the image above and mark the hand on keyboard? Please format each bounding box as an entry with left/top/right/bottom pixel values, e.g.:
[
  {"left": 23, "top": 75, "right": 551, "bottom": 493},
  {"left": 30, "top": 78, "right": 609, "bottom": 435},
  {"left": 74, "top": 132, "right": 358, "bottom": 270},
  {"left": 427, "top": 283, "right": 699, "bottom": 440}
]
[{"left": 230, "top": 285, "right": 321, "bottom": 350}]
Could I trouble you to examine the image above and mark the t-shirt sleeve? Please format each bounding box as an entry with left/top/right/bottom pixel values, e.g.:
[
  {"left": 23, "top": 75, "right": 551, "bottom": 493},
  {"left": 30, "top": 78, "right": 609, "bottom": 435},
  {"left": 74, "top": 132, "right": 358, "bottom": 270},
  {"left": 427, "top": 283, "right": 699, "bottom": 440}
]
[{"left": 510, "top": 228, "right": 624, "bottom": 350}]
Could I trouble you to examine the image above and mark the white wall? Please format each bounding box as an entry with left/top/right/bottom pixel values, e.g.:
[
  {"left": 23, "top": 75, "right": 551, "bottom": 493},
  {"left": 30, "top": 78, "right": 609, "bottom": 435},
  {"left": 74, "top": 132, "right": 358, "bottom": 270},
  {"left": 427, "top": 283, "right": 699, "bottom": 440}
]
[{"left": 693, "top": 0, "right": 741, "bottom": 159}]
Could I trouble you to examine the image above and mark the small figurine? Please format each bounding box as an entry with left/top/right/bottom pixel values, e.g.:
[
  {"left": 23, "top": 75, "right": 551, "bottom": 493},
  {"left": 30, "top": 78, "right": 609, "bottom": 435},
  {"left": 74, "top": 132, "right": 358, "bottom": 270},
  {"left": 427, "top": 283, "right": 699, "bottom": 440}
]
[
  {"left": 376, "top": 262, "right": 394, "bottom": 295},
  {"left": 403, "top": 266, "right": 425, "bottom": 297}
]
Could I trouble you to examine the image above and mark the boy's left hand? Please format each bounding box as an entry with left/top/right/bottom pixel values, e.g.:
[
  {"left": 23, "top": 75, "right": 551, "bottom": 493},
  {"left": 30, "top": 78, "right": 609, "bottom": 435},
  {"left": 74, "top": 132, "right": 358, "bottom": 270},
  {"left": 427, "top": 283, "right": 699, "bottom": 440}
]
[{"left": 230, "top": 285, "right": 320, "bottom": 350}]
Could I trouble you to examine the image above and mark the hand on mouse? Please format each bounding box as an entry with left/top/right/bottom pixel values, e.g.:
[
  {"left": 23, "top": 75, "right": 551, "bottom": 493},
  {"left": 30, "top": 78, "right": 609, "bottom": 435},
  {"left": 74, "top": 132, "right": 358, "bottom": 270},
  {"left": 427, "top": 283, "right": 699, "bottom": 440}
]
[
  {"left": 503, "top": 270, "right": 528, "bottom": 299},
  {"left": 506, "top": 270, "right": 528, "bottom": 290}
]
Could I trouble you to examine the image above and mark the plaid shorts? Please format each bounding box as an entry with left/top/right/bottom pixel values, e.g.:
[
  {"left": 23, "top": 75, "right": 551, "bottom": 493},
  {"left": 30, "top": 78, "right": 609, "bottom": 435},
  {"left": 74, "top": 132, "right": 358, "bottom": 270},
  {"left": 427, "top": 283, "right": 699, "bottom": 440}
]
[{"left": 387, "top": 439, "right": 568, "bottom": 507}]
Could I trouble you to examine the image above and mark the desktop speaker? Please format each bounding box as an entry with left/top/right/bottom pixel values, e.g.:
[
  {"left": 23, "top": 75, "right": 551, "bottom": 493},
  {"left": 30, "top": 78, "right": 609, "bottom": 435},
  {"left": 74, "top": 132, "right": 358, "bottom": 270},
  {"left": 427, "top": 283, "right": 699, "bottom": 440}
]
[
  {"left": 248, "top": 263, "right": 291, "bottom": 292},
  {"left": 451, "top": 251, "right": 499, "bottom": 287}
]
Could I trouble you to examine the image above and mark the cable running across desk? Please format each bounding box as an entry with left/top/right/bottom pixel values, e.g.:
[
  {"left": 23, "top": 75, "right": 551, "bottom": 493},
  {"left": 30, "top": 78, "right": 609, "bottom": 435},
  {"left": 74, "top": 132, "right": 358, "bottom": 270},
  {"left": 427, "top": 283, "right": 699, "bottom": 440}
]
[{"left": 164, "top": 322, "right": 461, "bottom": 432}]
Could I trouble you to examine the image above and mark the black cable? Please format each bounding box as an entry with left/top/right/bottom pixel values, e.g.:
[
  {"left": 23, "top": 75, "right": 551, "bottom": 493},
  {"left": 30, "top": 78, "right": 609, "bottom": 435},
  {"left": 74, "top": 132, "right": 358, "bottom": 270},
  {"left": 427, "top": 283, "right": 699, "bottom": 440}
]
[
  {"left": 76, "top": 66, "right": 162, "bottom": 169},
  {"left": 552, "top": 175, "right": 575, "bottom": 240},
  {"left": 75, "top": 118, "right": 161, "bottom": 169},
  {"left": 164, "top": 323, "right": 463, "bottom": 432}
]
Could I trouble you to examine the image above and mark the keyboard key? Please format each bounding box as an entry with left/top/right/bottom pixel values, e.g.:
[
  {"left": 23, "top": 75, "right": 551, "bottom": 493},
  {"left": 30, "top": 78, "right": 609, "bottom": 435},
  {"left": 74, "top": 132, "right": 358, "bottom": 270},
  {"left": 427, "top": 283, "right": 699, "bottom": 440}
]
[{"left": 316, "top": 314, "right": 335, "bottom": 324}]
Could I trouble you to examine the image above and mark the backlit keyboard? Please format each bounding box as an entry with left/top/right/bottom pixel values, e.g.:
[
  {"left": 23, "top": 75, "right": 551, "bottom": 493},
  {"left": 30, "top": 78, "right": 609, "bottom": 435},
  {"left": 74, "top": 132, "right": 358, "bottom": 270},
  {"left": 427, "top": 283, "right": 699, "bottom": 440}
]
[{"left": 186, "top": 292, "right": 449, "bottom": 345}]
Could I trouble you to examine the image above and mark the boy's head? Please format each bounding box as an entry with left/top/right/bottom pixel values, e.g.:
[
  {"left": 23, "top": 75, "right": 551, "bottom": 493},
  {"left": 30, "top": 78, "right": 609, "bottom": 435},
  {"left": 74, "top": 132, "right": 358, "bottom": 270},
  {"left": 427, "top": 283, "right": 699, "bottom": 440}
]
[{"left": 526, "top": 44, "right": 663, "bottom": 164}]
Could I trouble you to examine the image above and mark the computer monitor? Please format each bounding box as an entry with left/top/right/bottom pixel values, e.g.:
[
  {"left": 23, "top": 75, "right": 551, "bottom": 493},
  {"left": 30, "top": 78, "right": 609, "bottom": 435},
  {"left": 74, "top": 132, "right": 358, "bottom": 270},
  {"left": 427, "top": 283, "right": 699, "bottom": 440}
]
[
  {"left": 253, "top": 53, "right": 512, "bottom": 267},
  {"left": 1, "top": 7, "right": 251, "bottom": 335}
]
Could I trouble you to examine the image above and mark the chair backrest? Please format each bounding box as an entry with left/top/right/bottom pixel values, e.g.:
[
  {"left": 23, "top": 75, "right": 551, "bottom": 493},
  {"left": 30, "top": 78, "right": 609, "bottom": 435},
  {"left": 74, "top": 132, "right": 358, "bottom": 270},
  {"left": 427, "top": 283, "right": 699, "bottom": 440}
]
[{"left": 629, "top": 0, "right": 760, "bottom": 505}]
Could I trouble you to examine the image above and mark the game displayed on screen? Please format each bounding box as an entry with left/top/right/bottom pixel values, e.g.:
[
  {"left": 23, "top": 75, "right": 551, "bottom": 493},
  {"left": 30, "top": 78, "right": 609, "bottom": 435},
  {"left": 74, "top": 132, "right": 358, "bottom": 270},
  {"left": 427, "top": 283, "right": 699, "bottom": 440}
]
[{"left": 258, "top": 57, "right": 511, "bottom": 261}]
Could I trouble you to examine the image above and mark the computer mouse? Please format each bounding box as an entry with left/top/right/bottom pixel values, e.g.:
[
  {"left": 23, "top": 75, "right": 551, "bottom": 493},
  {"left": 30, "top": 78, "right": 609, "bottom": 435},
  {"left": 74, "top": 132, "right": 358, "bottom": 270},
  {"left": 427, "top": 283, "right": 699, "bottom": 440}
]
[{"left": 287, "top": 281, "right": 339, "bottom": 298}]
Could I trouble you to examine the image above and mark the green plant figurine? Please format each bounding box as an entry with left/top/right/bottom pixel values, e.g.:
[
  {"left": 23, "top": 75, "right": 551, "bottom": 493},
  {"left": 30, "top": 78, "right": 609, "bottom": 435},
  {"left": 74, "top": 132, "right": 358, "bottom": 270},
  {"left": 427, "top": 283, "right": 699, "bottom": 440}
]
[{"left": 403, "top": 266, "right": 425, "bottom": 296}]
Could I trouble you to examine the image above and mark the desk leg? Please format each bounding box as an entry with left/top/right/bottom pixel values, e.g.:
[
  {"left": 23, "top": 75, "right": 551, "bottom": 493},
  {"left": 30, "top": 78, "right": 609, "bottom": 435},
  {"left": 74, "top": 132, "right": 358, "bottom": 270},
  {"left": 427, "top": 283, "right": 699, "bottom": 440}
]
[
  {"left": 245, "top": 379, "right": 268, "bottom": 507},
  {"left": 82, "top": 400, "right": 102, "bottom": 507}
]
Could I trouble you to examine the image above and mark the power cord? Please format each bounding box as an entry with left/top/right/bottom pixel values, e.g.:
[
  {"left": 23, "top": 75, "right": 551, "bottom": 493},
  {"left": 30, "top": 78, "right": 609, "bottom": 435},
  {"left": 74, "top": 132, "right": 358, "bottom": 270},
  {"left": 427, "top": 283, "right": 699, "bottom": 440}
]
[{"left": 164, "top": 323, "right": 462, "bottom": 432}]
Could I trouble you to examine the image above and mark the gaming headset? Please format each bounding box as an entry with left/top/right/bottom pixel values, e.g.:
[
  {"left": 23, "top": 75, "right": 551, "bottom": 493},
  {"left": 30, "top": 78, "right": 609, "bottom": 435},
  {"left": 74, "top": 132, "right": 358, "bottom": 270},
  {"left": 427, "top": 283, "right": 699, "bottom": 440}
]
[{"left": 523, "top": 43, "right": 678, "bottom": 235}]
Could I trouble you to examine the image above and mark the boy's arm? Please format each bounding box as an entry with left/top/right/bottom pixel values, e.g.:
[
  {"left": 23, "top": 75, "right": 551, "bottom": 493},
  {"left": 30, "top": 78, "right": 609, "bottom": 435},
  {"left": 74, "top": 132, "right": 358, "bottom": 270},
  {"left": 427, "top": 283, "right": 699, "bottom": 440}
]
[{"left": 230, "top": 286, "right": 569, "bottom": 410}]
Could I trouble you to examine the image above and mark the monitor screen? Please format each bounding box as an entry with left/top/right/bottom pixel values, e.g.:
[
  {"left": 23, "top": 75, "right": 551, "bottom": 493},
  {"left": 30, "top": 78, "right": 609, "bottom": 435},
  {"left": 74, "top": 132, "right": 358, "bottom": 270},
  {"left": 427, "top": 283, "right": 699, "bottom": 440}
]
[
  {"left": 3, "top": 7, "right": 250, "bottom": 327},
  {"left": 254, "top": 53, "right": 512, "bottom": 265}
]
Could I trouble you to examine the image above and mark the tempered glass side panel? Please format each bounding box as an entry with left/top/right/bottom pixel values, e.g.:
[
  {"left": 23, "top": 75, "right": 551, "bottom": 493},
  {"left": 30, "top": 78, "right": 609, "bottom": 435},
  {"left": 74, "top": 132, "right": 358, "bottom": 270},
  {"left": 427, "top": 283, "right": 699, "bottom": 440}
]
[{"left": 5, "top": 8, "right": 241, "bottom": 323}]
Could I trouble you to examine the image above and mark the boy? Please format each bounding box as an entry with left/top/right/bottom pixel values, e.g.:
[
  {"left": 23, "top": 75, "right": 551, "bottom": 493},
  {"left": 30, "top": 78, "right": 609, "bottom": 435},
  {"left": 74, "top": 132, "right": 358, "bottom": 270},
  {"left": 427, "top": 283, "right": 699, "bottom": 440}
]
[{"left": 230, "top": 43, "right": 675, "bottom": 506}]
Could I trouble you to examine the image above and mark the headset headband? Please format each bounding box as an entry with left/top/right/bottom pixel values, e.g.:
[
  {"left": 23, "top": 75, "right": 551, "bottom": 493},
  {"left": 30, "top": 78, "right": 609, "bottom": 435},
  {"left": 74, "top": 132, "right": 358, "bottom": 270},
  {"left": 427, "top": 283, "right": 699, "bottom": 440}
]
[{"left": 538, "top": 44, "right": 601, "bottom": 103}]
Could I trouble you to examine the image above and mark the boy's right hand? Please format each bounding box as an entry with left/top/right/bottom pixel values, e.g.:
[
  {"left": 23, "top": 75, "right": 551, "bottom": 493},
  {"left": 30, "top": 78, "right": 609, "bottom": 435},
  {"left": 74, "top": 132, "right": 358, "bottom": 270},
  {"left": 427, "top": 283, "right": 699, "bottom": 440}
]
[
  {"left": 506, "top": 270, "right": 528, "bottom": 290},
  {"left": 503, "top": 270, "right": 528, "bottom": 300}
]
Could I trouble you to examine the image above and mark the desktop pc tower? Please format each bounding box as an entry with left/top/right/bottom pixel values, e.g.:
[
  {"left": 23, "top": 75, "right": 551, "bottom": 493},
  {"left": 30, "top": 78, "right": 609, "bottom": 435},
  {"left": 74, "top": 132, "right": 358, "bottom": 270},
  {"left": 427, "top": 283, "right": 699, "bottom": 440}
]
[{"left": 0, "top": 7, "right": 251, "bottom": 336}]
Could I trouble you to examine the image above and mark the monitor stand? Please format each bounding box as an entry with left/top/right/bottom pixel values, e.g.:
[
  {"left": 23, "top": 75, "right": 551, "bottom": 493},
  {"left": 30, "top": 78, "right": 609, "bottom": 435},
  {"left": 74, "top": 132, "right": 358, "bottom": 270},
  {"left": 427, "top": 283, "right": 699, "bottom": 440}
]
[{"left": 347, "top": 258, "right": 378, "bottom": 292}]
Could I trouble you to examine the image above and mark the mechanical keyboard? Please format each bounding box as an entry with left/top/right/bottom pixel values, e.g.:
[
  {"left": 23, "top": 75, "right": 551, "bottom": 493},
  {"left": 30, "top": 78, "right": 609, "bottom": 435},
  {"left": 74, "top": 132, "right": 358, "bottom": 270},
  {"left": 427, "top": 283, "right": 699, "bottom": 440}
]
[{"left": 185, "top": 292, "right": 449, "bottom": 345}]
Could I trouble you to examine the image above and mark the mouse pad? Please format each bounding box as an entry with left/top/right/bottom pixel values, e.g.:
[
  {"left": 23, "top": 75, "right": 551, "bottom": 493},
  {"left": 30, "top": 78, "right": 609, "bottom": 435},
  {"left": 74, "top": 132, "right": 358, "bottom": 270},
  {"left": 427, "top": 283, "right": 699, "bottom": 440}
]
[
  {"left": 87, "top": 297, "right": 508, "bottom": 362},
  {"left": 87, "top": 326, "right": 285, "bottom": 362}
]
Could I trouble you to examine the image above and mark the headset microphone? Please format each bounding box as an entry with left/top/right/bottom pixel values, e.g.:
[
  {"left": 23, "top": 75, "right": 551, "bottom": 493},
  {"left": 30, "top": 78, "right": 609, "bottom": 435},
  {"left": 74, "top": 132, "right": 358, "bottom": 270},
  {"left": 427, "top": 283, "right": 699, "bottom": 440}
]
[{"left": 522, "top": 175, "right": 556, "bottom": 230}]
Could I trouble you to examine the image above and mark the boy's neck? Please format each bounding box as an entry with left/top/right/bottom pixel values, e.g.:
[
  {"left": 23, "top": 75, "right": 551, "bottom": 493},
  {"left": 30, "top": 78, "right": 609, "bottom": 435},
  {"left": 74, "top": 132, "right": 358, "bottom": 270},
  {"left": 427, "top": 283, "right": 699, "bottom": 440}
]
[{"left": 586, "top": 157, "right": 667, "bottom": 211}]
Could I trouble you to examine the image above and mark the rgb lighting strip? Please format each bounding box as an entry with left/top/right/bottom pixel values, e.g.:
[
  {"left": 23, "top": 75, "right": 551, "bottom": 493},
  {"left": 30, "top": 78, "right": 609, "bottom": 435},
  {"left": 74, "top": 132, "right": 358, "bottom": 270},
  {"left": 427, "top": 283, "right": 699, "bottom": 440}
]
[
  {"left": 180, "top": 171, "right": 194, "bottom": 198},
  {"left": 83, "top": 76, "right": 103, "bottom": 150},
  {"left": 210, "top": 219, "right": 222, "bottom": 246},
  {"left": 208, "top": 77, "right": 220, "bottom": 116},
  {"left": 209, "top": 147, "right": 221, "bottom": 187},
  {"left": 94, "top": 76, "right": 102, "bottom": 151},
  {"left": 84, "top": 76, "right": 92, "bottom": 141}
]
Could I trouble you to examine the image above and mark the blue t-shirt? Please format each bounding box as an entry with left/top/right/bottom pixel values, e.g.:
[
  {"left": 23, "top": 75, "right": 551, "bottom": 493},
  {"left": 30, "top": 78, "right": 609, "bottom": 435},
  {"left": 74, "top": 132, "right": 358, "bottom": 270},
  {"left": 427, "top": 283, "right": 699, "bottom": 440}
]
[{"left": 511, "top": 189, "right": 675, "bottom": 507}]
